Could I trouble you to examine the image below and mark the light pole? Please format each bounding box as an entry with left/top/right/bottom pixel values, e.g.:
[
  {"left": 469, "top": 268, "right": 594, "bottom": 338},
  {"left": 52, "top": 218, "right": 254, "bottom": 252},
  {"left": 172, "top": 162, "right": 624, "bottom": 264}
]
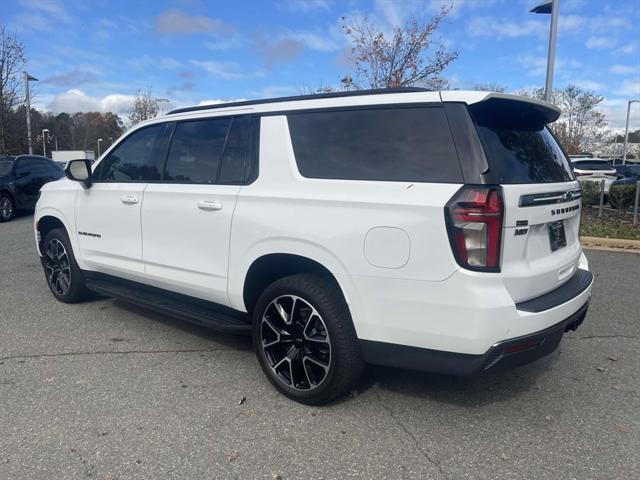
[
  {"left": 42, "top": 128, "right": 49, "bottom": 157},
  {"left": 108, "top": 137, "right": 114, "bottom": 145},
  {"left": 531, "top": 1, "right": 559, "bottom": 102},
  {"left": 622, "top": 99, "right": 639, "bottom": 165},
  {"left": 97, "top": 138, "right": 103, "bottom": 157},
  {"left": 23, "top": 72, "right": 39, "bottom": 154}
]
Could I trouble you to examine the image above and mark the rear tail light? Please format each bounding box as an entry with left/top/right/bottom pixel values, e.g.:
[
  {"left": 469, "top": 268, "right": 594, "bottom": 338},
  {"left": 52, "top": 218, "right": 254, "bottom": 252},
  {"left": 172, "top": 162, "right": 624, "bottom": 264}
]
[{"left": 445, "top": 186, "right": 503, "bottom": 272}]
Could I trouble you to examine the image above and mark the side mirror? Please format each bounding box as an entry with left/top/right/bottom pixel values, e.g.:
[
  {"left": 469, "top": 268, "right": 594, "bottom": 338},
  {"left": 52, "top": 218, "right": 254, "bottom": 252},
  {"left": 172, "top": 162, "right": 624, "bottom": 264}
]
[
  {"left": 65, "top": 159, "right": 93, "bottom": 188},
  {"left": 16, "top": 170, "right": 30, "bottom": 178}
]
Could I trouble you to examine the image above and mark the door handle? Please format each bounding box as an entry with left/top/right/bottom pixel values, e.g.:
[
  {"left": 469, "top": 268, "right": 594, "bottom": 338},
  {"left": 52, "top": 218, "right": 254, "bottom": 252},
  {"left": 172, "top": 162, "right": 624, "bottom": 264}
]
[
  {"left": 120, "top": 194, "right": 139, "bottom": 205},
  {"left": 197, "top": 200, "right": 223, "bottom": 211}
]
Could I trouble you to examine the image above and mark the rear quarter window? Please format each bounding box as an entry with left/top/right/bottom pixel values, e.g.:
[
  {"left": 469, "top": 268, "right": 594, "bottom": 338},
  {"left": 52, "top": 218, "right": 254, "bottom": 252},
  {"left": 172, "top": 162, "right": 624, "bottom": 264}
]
[
  {"left": 287, "top": 106, "right": 463, "bottom": 183},
  {"left": 469, "top": 102, "right": 574, "bottom": 184}
]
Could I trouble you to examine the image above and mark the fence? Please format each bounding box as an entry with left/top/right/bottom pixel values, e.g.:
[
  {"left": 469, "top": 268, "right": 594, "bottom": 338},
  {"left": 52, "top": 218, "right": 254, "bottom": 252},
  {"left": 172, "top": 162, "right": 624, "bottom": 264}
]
[{"left": 590, "top": 179, "right": 640, "bottom": 225}]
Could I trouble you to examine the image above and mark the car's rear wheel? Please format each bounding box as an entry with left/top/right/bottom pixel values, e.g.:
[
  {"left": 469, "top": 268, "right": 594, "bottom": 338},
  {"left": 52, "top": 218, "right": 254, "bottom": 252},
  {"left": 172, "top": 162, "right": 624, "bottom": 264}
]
[
  {"left": 0, "top": 193, "right": 15, "bottom": 222},
  {"left": 42, "top": 228, "right": 91, "bottom": 303},
  {"left": 252, "top": 274, "right": 365, "bottom": 405}
]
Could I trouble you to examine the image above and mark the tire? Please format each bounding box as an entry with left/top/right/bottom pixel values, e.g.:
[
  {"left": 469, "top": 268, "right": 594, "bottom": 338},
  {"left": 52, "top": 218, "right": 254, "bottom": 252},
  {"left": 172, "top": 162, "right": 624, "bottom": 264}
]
[
  {"left": 252, "top": 273, "right": 365, "bottom": 405},
  {"left": 0, "top": 193, "right": 15, "bottom": 222},
  {"left": 42, "top": 228, "right": 91, "bottom": 303}
]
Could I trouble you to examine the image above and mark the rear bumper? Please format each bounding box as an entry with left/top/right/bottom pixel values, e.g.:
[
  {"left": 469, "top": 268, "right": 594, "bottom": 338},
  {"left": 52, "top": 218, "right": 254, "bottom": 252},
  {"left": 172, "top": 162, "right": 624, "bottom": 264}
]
[{"left": 360, "top": 300, "right": 589, "bottom": 375}]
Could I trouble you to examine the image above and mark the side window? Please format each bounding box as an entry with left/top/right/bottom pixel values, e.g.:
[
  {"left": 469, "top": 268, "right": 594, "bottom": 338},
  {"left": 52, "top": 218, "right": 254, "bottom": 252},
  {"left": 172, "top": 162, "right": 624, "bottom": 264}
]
[
  {"left": 14, "top": 158, "right": 30, "bottom": 175},
  {"left": 44, "top": 160, "right": 63, "bottom": 176},
  {"left": 95, "top": 124, "right": 167, "bottom": 183},
  {"left": 33, "top": 159, "right": 50, "bottom": 175},
  {"left": 219, "top": 116, "right": 251, "bottom": 184},
  {"left": 163, "top": 117, "right": 231, "bottom": 184},
  {"left": 287, "top": 107, "right": 462, "bottom": 183}
]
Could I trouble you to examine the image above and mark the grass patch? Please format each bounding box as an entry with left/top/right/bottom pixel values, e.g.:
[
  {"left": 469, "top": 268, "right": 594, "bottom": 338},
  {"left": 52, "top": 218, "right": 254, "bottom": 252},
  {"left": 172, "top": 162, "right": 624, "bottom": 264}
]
[{"left": 580, "top": 207, "right": 640, "bottom": 241}]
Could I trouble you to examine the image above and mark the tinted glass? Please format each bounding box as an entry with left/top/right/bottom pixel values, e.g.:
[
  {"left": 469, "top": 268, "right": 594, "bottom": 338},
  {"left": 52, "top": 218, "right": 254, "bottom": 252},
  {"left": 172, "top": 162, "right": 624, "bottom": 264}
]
[
  {"left": 572, "top": 161, "right": 613, "bottom": 171},
  {"left": 14, "top": 159, "right": 30, "bottom": 175},
  {"left": 0, "top": 160, "right": 13, "bottom": 177},
  {"left": 30, "top": 159, "right": 48, "bottom": 174},
  {"left": 287, "top": 107, "right": 462, "bottom": 182},
  {"left": 164, "top": 118, "right": 231, "bottom": 184},
  {"left": 48, "top": 160, "right": 62, "bottom": 172},
  {"left": 475, "top": 127, "right": 574, "bottom": 184},
  {"left": 219, "top": 116, "right": 251, "bottom": 184},
  {"left": 44, "top": 160, "right": 63, "bottom": 176},
  {"left": 95, "top": 124, "right": 166, "bottom": 182}
]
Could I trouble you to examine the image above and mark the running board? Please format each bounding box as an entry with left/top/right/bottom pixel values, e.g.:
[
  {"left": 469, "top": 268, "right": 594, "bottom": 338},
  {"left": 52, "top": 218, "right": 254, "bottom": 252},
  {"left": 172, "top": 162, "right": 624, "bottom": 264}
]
[{"left": 85, "top": 275, "right": 251, "bottom": 334}]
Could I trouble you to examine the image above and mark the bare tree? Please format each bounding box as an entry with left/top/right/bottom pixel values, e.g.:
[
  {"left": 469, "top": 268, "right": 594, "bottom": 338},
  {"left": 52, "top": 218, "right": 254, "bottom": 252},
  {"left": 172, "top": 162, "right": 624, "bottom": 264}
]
[
  {"left": 341, "top": 5, "right": 458, "bottom": 90},
  {"left": 521, "top": 85, "right": 609, "bottom": 154},
  {"left": 0, "top": 24, "right": 26, "bottom": 154},
  {"left": 128, "top": 88, "right": 161, "bottom": 125},
  {"left": 471, "top": 82, "right": 507, "bottom": 93}
]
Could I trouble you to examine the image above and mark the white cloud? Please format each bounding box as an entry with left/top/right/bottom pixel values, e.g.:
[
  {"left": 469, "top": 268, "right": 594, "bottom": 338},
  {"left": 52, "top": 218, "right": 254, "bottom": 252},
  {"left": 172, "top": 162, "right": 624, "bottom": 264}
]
[
  {"left": 205, "top": 36, "right": 244, "bottom": 51},
  {"left": 248, "top": 85, "right": 299, "bottom": 99},
  {"left": 467, "top": 17, "right": 547, "bottom": 39},
  {"left": 515, "top": 54, "right": 583, "bottom": 78},
  {"left": 47, "top": 89, "right": 135, "bottom": 115},
  {"left": 613, "top": 79, "right": 640, "bottom": 97},
  {"left": 427, "top": 0, "right": 499, "bottom": 18},
  {"left": 14, "top": 0, "right": 72, "bottom": 32},
  {"left": 559, "top": 14, "right": 585, "bottom": 31},
  {"left": 190, "top": 60, "right": 261, "bottom": 80},
  {"left": 600, "top": 98, "right": 640, "bottom": 131},
  {"left": 278, "top": 0, "right": 331, "bottom": 12},
  {"left": 610, "top": 65, "right": 639, "bottom": 75},
  {"left": 585, "top": 36, "right": 617, "bottom": 49},
  {"left": 127, "top": 55, "right": 182, "bottom": 70},
  {"left": 572, "top": 80, "right": 605, "bottom": 91},
  {"left": 616, "top": 43, "right": 636, "bottom": 55},
  {"left": 287, "top": 27, "right": 343, "bottom": 52}
]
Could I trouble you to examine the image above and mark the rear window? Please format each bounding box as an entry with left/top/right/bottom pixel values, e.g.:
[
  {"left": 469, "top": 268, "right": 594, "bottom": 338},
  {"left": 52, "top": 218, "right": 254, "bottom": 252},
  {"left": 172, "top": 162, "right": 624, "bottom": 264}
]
[
  {"left": 287, "top": 107, "right": 462, "bottom": 183},
  {"left": 471, "top": 106, "right": 574, "bottom": 184},
  {"left": 572, "top": 161, "right": 613, "bottom": 171}
]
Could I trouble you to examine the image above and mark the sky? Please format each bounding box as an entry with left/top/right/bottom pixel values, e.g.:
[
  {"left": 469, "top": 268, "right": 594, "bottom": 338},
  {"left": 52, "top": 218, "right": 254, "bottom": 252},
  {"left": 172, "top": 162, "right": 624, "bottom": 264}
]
[{"left": 4, "top": 0, "right": 640, "bottom": 130}]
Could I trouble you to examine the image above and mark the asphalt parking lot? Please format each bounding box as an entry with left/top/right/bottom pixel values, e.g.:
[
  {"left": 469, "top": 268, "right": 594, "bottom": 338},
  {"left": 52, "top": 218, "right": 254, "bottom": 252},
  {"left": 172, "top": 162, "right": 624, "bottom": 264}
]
[{"left": 1, "top": 214, "right": 639, "bottom": 480}]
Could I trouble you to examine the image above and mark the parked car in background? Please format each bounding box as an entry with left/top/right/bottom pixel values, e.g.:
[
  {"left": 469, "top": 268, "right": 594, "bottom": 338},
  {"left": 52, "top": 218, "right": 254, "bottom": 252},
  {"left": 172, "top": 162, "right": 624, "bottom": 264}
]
[
  {"left": 0, "top": 155, "right": 64, "bottom": 222},
  {"left": 613, "top": 164, "right": 640, "bottom": 180},
  {"left": 571, "top": 158, "right": 617, "bottom": 197},
  {"left": 609, "top": 166, "right": 640, "bottom": 210}
]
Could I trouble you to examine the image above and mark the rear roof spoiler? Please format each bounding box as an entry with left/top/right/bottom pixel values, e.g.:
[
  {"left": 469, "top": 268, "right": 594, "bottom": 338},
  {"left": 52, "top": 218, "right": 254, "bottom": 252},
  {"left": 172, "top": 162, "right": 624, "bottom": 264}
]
[{"left": 440, "top": 91, "right": 561, "bottom": 124}]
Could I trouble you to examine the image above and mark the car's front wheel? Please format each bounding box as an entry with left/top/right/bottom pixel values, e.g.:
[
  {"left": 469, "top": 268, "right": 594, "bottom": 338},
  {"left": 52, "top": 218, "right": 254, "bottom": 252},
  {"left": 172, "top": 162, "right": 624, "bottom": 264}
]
[
  {"left": 0, "top": 193, "right": 15, "bottom": 222},
  {"left": 253, "top": 274, "right": 365, "bottom": 405},
  {"left": 42, "top": 228, "right": 91, "bottom": 303}
]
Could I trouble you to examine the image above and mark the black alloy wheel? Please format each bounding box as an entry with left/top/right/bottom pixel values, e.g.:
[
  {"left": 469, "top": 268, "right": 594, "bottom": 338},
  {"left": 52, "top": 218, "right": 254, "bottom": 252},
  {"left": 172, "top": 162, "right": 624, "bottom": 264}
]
[
  {"left": 0, "top": 194, "right": 14, "bottom": 222},
  {"left": 260, "top": 294, "right": 332, "bottom": 391},
  {"left": 253, "top": 274, "right": 365, "bottom": 405},
  {"left": 44, "top": 238, "right": 72, "bottom": 296}
]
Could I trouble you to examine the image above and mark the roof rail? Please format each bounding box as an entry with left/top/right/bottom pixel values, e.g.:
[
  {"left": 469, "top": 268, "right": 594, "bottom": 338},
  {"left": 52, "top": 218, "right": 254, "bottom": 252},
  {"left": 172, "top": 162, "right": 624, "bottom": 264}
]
[{"left": 166, "top": 87, "right": 432, "bottom": 115}]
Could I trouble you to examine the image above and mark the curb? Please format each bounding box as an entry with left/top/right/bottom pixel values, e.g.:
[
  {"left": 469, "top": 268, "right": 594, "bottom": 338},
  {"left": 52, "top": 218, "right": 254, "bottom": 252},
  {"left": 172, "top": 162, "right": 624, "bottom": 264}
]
[{"left": 580, "top": 236, "right": 640, "bottom": 254}]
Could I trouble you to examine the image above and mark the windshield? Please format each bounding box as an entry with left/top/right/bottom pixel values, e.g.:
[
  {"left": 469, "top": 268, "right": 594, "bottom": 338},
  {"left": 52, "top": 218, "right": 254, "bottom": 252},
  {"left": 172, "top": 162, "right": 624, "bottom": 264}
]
[{"left": 0, "top": 159, "right": 14, "bottom": 177}]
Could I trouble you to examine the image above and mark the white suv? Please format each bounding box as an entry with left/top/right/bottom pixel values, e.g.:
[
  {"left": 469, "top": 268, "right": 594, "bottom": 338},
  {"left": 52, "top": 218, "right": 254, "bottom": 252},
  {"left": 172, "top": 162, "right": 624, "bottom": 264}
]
[{"left": 34, "top": 88, "right": 593, "bottom": 404}]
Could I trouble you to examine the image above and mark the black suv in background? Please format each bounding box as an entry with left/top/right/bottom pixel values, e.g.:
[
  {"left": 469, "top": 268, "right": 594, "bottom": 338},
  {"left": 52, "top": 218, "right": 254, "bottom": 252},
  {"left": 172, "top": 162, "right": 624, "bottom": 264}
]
[{"left": 0, "top": 155, "right": 64, "bottom": 222}]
